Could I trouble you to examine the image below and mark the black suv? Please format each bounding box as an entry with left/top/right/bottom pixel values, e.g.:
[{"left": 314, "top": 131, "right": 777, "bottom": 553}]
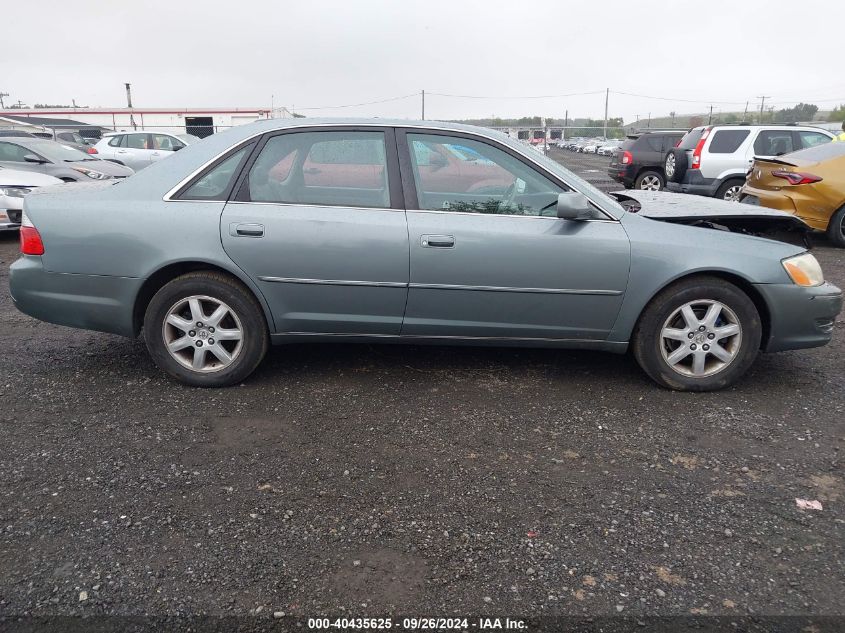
[{"left": 608, "top": 131, "right": 684, "bottom": 190}]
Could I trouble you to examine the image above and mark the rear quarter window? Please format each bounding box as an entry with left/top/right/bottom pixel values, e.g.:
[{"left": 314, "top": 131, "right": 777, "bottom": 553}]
[
  {"left": 707, "top": 130, "right": 750, "bottom": 154},
  {"left": 678, "top": 128, "right": 705, "bottom": 150}
]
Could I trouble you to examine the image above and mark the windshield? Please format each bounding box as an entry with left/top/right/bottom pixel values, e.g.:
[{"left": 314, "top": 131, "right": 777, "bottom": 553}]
[{"left": 21, "top": 140, "right": 92, "bottom": 163}]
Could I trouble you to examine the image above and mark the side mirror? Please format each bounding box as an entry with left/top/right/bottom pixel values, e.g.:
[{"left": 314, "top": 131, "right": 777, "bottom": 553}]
[
  {"left": 23, "top": 154, "right": 46, "bottom": 164},
  {"left": 556, "top": 192, "right": 594, "bottom": 220}
]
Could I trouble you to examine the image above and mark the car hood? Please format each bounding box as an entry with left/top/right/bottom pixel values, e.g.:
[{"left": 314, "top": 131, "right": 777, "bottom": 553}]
[
  {"left": 612, "top": 189, "right": 810, "bottom": 235},
  {"left": 64, "top": 160, "right": 135, "bottom": 177},
  {"left": 0, "top": 168, "right": 63, "bottom": 187}
]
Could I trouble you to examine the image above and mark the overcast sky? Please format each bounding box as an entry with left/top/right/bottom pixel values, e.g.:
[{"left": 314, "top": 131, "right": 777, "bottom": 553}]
[{"left": 3, "top": 0, "right": 844, "bottom": 123}]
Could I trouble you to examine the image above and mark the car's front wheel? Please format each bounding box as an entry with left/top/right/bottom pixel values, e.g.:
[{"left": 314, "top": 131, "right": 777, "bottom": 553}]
[
  {"left": 633, "top": 276, "right": 762, "bottom": 391},
  {"left": 144, "top": 271, "right": 269, "bottom": 387}
]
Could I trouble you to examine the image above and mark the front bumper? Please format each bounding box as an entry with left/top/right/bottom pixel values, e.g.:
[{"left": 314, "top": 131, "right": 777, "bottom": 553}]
[
  {"left": 0, "top": 199, "right": 22, "bottom": 230},
  {"left": 755, "top": 281, "right": 843, "bottom": 352},
  {"left": 9, "top": 256, "right": 142, "bottom": 337}
]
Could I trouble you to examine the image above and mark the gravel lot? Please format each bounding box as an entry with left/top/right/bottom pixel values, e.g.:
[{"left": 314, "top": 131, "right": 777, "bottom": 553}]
[{"left": 1, "top": 153, "right": 844, "bottom": 630}]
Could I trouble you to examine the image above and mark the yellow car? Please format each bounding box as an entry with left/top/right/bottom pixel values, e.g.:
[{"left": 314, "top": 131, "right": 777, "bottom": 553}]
[{"left": 741, "top": 142, "right": 845, "bottom": 247}]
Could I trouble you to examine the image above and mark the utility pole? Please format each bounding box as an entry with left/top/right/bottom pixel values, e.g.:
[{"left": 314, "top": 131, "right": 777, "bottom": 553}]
[
  {"left": 125, "top": 82, "right": 136, "bottom": 130},
  {"left": 670, "top": 111, "right": 676, "bottom": 128},
  {"left": 603, "top": 88, "right": 609, "bottom": 139},
  {"left": 421, "top": 90, "right": 425, "bottom": 120},
  {"left": 743, "top": 101, "right": 749, "bottom": 121},
  {"left": 757, "top": 95, "right": 769, "bottom": 124},
  {"left": 708, "top": 104, "right": 713, "bottom": 124},
  {"left": 647, "top": 112, "right": 651, "bottom": 128},
  {"left": 563, "top": 109, "right": 568, "bottom": 140},
  {"left": 0, "top": 92, "right": 8, "bottom": 109}
]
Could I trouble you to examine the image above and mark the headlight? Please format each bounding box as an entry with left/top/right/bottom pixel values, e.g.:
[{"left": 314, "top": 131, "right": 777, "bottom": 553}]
[
  {"left": 782, "top": 253, "right": 824, "bottom": 287},
  {"left": 0, "top": 187, "right": 31, "bottom": 198},
  {"left": 71, "top": 167, "right": 110, "bottom": 180}
]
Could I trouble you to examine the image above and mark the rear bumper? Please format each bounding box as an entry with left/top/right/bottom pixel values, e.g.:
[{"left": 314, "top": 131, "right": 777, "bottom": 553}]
[
  {"left": 741, "top": 184, "right": 829, "bottom": 232},
  {"left": 666, "top": 169, "right": 720, "bottom": 197},
  {"left": 9, "top": 256, "right": 141, "bottom": 337},
  {"left": 607, "top": 164, "right": 635, "bottom": 186},
  {"left": 755, "top": 281, "right": 843, "bottom": 352}
]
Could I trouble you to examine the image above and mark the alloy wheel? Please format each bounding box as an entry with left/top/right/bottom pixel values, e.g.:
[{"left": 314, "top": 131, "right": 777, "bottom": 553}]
[
  {"left": 640, "top": 175, "right": 662, "bottom": 191},
  {"left": 723, "top": 185, "right": 742, "bottom": 202},
  {"left": 660, "top": 300, "right": 742, "bottom": 378},
  {"left": 162, "top": 295, "right": 244, "bottom": 373}
]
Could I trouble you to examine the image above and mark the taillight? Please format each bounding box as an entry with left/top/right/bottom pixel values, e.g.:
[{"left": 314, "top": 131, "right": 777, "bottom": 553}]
[
  {"left": 771, "top": 170, "right": 822, "bottom": 186},
  {"left": 20, "top": 211, "right": 44, "bottom": 255},
  {"left": 87, "top": 146, "right": 98, "bottom": 154},
  {"left": 620, "top": 150, "right": 633, "bottom": 165},
  {"left": 691, "top": 127, "right": 710, "bottom": 170}
]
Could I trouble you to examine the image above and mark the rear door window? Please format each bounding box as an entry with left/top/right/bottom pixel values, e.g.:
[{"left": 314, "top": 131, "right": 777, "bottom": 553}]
[
  {"left": 754, "top": 130, "right": 795, "bottom": 156},
  {"left": 126, "top": 134, "right": 150, "bottom": 150},
  {"left": 707, "top": 130, "right": 749, "bottom": 154},
  {"left": 247, "top": 131, "right": 391, "bottom": 208}
]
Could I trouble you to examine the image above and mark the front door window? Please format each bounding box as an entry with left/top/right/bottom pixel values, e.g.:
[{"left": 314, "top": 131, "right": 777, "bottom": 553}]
[{"left": 406, "top": 133, "right": 564, "bottom": 216}]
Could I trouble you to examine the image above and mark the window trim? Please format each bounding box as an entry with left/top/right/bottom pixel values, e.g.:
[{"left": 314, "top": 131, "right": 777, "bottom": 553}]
[
  {"left": 230, "top": 126, "right": 403, "bottom": 210},
  {"left": 162, "top": 123, "right": 621, "bottom": 220}
]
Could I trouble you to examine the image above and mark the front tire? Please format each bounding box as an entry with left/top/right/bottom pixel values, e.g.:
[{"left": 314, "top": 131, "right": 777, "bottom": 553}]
[
  {"left": 143, "top": 271, "right": 269, "bottom": 387},
  {"left": 827, "top": 205, "right": 845, "bottom": 248},
  {"left": 632, "top": 276, "right": 762, "bottom": 391}
]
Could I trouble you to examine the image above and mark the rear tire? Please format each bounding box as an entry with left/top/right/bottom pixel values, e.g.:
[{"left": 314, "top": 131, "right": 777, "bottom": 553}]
[
  {"left": 715, "top": 179, "right": 745, "bottom": 202},
  {"left": 143, "top": 271, "right": 269, "bottom": 387},
  {"left": 632, "top": 276, "right": 762, "bottom": 391},
  {"left": 635, "top": 170, "right": 665, "bottom": 191},
  {"left": 827, "top": 205, "right": 845, "bottom": 248}
]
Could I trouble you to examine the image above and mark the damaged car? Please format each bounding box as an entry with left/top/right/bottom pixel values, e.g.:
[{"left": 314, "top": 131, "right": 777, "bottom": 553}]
[{"left": 9, "top": 119, "right": 842, "bottom": 391}]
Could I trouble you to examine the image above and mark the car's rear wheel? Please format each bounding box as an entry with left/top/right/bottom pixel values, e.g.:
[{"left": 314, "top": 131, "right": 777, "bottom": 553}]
[
  {"left": 633, "top": 276, "right": 762, "bottom": 391},
  {"left": 665, "top": 149, "right": 688, "bottom": 183},
  {"left": 827, "top": 205, "right": 845, "bottom": 248},
  {"left": 716, "top": 179, "right": 744, "bottom": 202},
  {"left": 635, "top": 170, "right": 665, "bottom": 191},
  {"left": 144, "top": 271, "right": 269, "bottom": 387}
]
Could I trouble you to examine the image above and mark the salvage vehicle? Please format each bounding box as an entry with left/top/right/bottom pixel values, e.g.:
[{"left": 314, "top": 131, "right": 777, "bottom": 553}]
[
  {"left": 0, "top": 138, "right": 134, "bottom": 181},
  {"left": 741, "top": 141, "right": 845, "bottom": 247},
  {"left": 665, "top": 124, "right": 834, "bottom": 201},
  {"left": 9, "top": 119, "right": 842, "bottom": 391},
  {"left": 0, "top": 167, "right": 62, "bottom": 230}
]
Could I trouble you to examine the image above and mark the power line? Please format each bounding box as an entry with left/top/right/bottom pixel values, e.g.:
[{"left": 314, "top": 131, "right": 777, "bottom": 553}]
[
  {"left": 611, "top": 90, "right": 748, "bottom": 105},
  {"left": 295, "top": 92, "right": 420, "bottom": 111},
  {"left": 426, "top": 90, "right": 604, "bottom": 100}
]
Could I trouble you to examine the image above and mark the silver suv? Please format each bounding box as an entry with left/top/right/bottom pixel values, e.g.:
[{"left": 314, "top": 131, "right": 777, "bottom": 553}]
[{"left": 665, "top": 124, "right": 834, "bottom": 201}]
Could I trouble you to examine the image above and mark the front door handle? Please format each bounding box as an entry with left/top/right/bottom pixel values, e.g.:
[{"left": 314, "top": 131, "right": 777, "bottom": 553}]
[
  {"left": 421, "top": 234, "right": 455, "bottom": 248},
  {"left": 230, "top": 223, "right": 264, "bottom": 238}
]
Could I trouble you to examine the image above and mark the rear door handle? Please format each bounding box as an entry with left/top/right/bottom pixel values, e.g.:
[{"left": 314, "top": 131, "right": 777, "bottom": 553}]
[
  {"left": 230, "top": 223, "right": 264, "bottom": 237},
  {"left": 421, "top": 234, "right": 455, "bottom": 248}
]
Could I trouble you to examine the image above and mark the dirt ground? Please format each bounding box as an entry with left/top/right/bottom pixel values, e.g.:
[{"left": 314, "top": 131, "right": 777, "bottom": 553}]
[{"left": 0, "top": 151, "right": 843, "bottom": 631}]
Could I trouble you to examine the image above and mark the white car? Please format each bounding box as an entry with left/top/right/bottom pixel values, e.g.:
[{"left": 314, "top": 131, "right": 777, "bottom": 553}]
[
  {"left": 90, "top": 131, "right": 200, "bottom": 172},
  {"left": 582, "top": 143, "right": 600, "bottom": 154},
  {"left": 0, "top": 167, "right": 62, "bottom": 231}
]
